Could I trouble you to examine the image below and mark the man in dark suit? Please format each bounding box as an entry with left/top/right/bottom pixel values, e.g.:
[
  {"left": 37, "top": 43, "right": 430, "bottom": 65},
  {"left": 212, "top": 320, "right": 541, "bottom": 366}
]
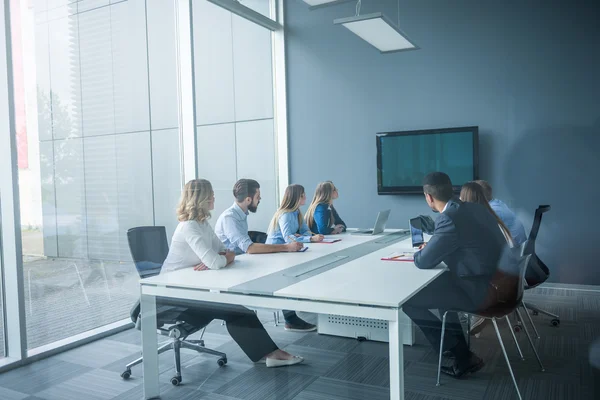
[{"left": 404, "top": 172, "right": 509, "bottom": 378}]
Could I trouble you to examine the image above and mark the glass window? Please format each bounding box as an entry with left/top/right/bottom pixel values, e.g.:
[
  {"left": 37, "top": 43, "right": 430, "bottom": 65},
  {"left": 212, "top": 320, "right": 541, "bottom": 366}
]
[{"left": 11, "top": 0, "right": 182, "bottom": 351}]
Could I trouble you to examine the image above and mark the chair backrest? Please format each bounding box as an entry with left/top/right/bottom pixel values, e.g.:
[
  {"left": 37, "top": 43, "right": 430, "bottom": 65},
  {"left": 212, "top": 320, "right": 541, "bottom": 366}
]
[
  {"left": 521, "top": 205, "right": 551, "bottom": 285},
  {"left": 127, "top": 226, "right": 170, "bottom": 279},
  {"left": 527, "top": 205, "right": 550, "bottom": 245},
  {"left": 516, "top": 254, "right": 533, "bottom": 303},
  {"left": 248, "top": 230, "right": 268, "bottom": 244}
]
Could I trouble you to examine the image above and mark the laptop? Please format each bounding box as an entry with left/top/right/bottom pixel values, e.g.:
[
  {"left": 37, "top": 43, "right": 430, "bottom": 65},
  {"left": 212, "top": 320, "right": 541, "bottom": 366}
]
[
  {"left": 354, "top": 209, "right": 391, "bottom": 235},
  {"left": 409, "top": 217, "right": 425, "bottom": 249}
]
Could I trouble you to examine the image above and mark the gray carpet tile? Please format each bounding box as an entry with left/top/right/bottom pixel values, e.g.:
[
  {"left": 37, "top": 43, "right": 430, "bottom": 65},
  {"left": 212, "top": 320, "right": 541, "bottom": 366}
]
[
  {"left": 582, "top": 323, "right": 600, "bottom": 343},
  {"left": 324, "top": 353, "right": 393, "bottom": 388},
  {"left": 33, "top": 369, "right": 140, "bottom": 400},
  {"left": 159, "top": 358, "right": 252, "bottom": 393},
  {"left": 526, "top": 287, "right": 580, "bottom": 298},
  {"left": 483, "top": 372, "right": 586, "bottom": 400},
  {"left": 579, "top": 295, "right": 600, "bottom": 311},
  {"left": 212, "top": 339, "right": 259, "bottom": 365},
  {"left": 197, "top": 393, "right": 243, "bottom": 400},
  {"left": 1, "top": 286, "right": 600, "bottom": 400},
  {"left": 293, "top": 332, "right": 360, "bottom": 353},
  {"left": 278, "top": 344, "right": 348, "bottom": 377},
  {"left": 294, "top": 377, "right": 390, "bottom": 400},
  {"left": 113, "top": 382, "right": 208, "bottom": 400},
  {"left": 54, "top": 339, "right": 141, "bottom": 369},
  {"left": 0, "top": 359, "right": 92, "bottom": 394},
  {"left": 523, "top": 301, "right": 577, "bottom": 322},
  {"left": 533, "top": 334, "right": 579, "bottom": 359},
  {"left": 405, "top": 362, "right": 491, "bottom": 400},
  {"left": 101, "top": 343, "right": 203, "bottom": 378},
  {"left": 214, "top": 367, "right": 317, "bottom": 400},
  {"left": 0, "top": 386, "right": 30, "bottom": 400}
]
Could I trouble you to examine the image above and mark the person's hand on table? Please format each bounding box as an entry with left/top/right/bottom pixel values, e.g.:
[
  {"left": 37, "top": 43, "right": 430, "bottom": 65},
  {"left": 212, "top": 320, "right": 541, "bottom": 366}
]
[
  {"left": 193, "top": 262, "right": 208, "bottom": 271},
  {"left": 224, "top": 251, "right": 235, "bottom": 265},
  {"left": 332, "top": 225, "right": 344, "bottom": 234},
  {"left": 285, "top": 242, "right": 304, "bottom": 252},
  {"left": 310, "top": 234, "right": 324, "bottom": 242}
]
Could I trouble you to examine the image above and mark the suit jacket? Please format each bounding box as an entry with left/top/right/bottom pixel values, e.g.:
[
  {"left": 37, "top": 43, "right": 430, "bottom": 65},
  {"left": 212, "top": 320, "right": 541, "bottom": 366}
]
[{"left": 414, "top": 199, "right": 511, "bottom": 307}]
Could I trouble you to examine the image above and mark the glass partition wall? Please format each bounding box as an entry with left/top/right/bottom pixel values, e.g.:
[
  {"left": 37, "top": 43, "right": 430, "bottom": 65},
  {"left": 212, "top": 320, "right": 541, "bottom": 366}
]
[{"left": 0, "top": 0, "right": 286, "bottom": 369}]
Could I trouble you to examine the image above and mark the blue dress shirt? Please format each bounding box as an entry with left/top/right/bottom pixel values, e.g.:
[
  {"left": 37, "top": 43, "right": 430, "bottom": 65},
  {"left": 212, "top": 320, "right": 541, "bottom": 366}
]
[
  {"left": 214, "top": 203, "right": 254, "bottom": 255},
  {"left": 489, "top": 199, "right": 527, "bottom": 246},
  {"left": 266, "top": 210, "right": 312, "bottom": 244}
]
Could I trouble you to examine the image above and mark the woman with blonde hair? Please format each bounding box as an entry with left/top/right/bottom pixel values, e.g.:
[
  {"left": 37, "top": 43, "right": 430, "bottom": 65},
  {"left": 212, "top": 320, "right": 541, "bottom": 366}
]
[
  {"left": 266, "top": 184, "right": 324, "bottom": 245},
  {"left": 161, "top": 179, "right": 304, "bottom": 367},
  {"left": 305, "top": 181, "right": 346, "bottom": 235},
  {"left": 266, "top": 184, "right": 323, "bottom": 332}
]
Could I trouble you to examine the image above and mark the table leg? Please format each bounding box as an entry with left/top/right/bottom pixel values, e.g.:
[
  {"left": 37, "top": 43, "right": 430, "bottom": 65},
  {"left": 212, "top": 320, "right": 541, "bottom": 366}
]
[
  {"left": 141, "top": 292, "right": 159, "bottom": 399},
  {"left": 389, "top": 308, "right": 405, "bottom": 400}
]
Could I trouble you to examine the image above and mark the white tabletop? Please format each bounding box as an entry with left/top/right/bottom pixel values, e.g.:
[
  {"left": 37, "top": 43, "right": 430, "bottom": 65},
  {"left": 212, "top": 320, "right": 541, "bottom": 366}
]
[
  {"left": 274, "top": 238, "right": 445, "bottom": 308},
  {"left": 141, "top": 232, "right": 378, "bottom": 292}
]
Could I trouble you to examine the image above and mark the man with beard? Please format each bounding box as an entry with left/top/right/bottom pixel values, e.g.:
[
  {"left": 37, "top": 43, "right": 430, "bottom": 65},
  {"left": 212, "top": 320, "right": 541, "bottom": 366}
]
[
  {"left": 214, "top": 179, "right": 316, "bottom": 332},
  {"left": 405, "top": 172, "right": 510, "bottom": 379}
]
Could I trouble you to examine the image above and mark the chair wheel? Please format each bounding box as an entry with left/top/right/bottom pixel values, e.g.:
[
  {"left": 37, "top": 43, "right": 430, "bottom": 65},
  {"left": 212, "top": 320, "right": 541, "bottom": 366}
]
[
  {"left": 532, "top": 310, "right": 539, "bottom": 316},
  {"left": 513, "top": 325, "right": 521, "bottom": 333},
  {"left": 217, "top": 358, "right": 227, "bottom": 367},
  {"left": 171, "top": 376, "right": 182, "bottom": 386},
  {"left": 120, "top": 369, "right": 131, "bottom": 380},
  {"left": 551, "top": 319, "right": 560, "bottom": 327}
]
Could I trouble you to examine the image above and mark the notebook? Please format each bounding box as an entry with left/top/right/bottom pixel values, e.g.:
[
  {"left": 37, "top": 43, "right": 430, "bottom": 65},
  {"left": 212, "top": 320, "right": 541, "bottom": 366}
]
[
  {"left": 319, "top": 238, "right": 342, "bottom": 244},
  {"left": 381, "top": 251, "right": 414, "bottom": 262}
]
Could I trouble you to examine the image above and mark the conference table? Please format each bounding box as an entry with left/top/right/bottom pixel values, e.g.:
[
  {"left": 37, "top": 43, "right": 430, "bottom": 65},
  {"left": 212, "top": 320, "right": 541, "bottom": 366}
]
[{"left": 139, "top": 230, "right": 445, "bottom": 400}]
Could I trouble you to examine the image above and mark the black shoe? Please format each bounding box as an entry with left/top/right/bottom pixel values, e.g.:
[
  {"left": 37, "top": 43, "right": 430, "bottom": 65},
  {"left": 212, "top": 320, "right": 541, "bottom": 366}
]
[
  {"left": 284, "top": 319, "right": 317, "bottom": 332},
  {"left": 440, "top": 352, "right": 484, "bottom": 379},
  {"left": 442, "top": 350, "right": 455, "bottom": 359},
  {"left": 469, "top": 317, "right": 489, "bottom": 336}
]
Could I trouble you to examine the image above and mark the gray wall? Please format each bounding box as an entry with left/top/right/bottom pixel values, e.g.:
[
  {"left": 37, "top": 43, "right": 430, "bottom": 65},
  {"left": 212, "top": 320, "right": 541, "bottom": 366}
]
[{"left": 285, "top": 0, "right": 600, "bottom": 284}]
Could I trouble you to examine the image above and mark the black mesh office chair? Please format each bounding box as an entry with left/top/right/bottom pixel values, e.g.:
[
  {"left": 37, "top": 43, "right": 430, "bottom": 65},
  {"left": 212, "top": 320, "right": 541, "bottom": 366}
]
[
  {"left": 247, "top": 230, "right": 281, "bottom": 326},
  {"left": 518, "top": 205, "right": 559, "bottom": 338},
  {"left": 120, "top": 226, "right": 227, "bottom": 386},
  {"left": 248, "top": 230, "right": 268, "bottom": 244}
]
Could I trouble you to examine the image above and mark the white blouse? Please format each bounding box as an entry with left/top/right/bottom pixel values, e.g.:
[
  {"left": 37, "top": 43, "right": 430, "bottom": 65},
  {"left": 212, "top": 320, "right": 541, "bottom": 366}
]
[{"left": 162, "top": 220, "right": 227, "bottom": 272}]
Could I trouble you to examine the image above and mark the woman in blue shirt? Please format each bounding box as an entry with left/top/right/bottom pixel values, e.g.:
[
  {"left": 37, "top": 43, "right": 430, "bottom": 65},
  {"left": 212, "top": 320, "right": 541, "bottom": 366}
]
[
  {"left": 266, "top": 184, "right": 324, "bottom": 244},
  {"left": 266, "top": 184, "right": 323, "bottom": 332},
  {"left": 305, "top": 181, "right": 347, "bottom": 235}
]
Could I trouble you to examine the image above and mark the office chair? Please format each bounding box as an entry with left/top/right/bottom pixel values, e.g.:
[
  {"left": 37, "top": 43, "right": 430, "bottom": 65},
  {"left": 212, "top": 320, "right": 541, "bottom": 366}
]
[
  {"left": 518, "top": 205, "right": 559, "bottom": 339},
  {"left": 437, "top": 254, "right": 544, "bottom": 400},
  {"left": 247, "top": 230, "right": 281, "bottom": 326},
  {"left": 120, "top": 226, "right": 227, "bottom": 386}
]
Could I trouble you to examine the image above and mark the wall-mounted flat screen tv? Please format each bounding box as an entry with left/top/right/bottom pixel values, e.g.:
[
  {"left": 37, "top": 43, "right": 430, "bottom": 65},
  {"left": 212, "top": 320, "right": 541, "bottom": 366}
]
[{"left": 376, "top": 126, "right": 479, "bottom": 194}]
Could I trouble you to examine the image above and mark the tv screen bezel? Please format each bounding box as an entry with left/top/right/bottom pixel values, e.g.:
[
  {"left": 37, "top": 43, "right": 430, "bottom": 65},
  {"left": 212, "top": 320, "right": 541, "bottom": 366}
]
[{"left": 376, "top": 126, "right": 479, "bottom": 195}]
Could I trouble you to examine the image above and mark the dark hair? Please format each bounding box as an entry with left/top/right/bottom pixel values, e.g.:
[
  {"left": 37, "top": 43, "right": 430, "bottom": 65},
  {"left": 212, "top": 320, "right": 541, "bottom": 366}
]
[
  {"left": 422, "top": 172, "right": 454, "bottom": 202},
  {"left": 474, "top": 180, "right": 493, "bottom": 202},
  {"left": 233, "top": 179, "right": 260, "bottom": 203},
  {"left": 460, "top": 182, "right": 513, "bottom": 242}
]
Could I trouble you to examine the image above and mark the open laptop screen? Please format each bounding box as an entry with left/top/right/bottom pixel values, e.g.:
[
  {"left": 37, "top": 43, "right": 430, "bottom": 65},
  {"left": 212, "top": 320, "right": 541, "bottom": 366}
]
[{"left": 409, "top": 217, "right": 425, "bottom": 248}]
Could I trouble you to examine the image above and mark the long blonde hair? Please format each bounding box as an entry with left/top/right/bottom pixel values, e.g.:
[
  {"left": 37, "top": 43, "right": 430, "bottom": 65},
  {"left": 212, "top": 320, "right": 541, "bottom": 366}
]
[
  {"left": 177, "top": 179, "right": 213, "bottom": 222},
  {"left": 269, "top": 184, "right": 305, "bottom": 233},
  {"left": 305, "top": 181, "right": 336, "bottom": 229}
]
